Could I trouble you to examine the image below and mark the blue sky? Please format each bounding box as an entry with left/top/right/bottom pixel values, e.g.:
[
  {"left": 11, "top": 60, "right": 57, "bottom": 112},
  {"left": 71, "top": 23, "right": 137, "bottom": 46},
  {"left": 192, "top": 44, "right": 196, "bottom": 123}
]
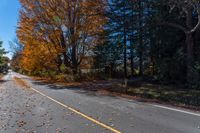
[{"left": 0, "top": 0, "right": 20, "bottom": 58}]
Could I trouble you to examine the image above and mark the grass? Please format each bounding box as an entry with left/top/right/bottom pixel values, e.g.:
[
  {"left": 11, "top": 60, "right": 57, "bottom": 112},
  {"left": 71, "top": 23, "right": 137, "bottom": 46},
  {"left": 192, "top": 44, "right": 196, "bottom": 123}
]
[{"left": 122, "top": 83, "right": 200, "bottom": 110}]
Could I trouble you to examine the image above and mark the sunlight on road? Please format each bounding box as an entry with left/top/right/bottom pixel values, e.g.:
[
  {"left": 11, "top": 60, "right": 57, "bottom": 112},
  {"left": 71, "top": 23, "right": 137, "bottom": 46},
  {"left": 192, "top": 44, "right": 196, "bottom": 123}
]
[{"left": 0, "top": 0, "right": 200, "bottom": 133}]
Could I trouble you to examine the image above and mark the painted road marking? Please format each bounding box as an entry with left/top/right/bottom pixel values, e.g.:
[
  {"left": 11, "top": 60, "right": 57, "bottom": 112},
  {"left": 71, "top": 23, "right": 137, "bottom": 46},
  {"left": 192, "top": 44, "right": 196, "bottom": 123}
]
[
  {"left": 14, "top": 77, "right": 121, "bottom": 133},
  {"left": 153, "top": 105, "right": 200, "bottom": 117}
]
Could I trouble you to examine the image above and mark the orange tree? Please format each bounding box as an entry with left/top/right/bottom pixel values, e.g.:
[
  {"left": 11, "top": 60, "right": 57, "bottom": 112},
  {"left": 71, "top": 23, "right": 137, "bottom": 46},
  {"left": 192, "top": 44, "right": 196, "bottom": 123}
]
[{"left": 17, "top": 0, "right": 107, "bottom": 75}]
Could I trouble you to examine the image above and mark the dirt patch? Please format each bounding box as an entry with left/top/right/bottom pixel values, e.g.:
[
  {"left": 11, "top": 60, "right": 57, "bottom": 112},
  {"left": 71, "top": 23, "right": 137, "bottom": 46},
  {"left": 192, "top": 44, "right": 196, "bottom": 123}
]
[
  {"left": 14, "top": 77, "right": 30, "bottom": 89},
  {"left": 0, "top": 74, "right": 4, "bottom": 80}
]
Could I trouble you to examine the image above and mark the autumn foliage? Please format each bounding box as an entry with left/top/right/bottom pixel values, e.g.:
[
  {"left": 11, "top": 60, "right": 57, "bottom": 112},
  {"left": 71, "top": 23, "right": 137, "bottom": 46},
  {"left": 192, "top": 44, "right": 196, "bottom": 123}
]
[
  {"left": 17, "top": 0, "right": 107, "bottom": 76},
  {"left": 13, "top": 0, "right": 200, "bottom": 89}
]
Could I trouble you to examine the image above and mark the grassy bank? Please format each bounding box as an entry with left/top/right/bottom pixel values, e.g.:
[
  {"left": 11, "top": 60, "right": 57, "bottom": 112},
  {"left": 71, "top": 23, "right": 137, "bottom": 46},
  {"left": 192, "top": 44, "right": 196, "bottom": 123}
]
[{"left": 122, "top": 83, "right": 200, "bottom": 110}]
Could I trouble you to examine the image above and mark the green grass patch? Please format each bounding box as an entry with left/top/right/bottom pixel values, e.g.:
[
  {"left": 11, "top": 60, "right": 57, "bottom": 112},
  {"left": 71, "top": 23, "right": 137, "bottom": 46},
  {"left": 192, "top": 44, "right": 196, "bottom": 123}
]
[{"left": 126, "top": 83, "right": 200, "bottom": 109}]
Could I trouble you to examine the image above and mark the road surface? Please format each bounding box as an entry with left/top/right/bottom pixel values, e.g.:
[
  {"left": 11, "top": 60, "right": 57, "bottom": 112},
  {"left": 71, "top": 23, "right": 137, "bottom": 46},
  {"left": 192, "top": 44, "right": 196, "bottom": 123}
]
[{"left": 0, "top": 72, "right": 200, "bottom": 133}]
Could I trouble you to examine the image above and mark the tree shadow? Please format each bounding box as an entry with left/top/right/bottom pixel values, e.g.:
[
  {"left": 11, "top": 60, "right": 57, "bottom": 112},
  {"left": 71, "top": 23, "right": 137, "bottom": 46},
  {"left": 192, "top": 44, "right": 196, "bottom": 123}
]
[
  {"left": 0, "top": 80, "right": 8, "bottom": 83},
  {"left": 30, "top": 80, "right": 119, "bottom": 98},
  {"left": 27, "top": 78, "right": 200, "bottom": 111}
]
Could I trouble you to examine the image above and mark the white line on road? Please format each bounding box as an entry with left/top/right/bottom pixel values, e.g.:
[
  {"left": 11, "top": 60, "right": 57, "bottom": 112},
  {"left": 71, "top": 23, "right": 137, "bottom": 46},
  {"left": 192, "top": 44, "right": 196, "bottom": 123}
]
[{"left": 153, "top": 104, "right": 200, "bottom": 117}]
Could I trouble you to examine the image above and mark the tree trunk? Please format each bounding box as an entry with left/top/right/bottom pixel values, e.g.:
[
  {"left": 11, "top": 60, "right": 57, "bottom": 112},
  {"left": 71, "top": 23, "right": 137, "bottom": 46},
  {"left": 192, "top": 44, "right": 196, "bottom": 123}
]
[
  {"left": 71, "top": 45, "right": 78, "bottom": 75},
  {"left": 138, "top": 0, "right": 143, "bottom": 76},
  {"left": 56, "top": 55, "right": 62, "bottom": 73},
  {"left": 123, "top": 31, "right": 127, "bottom": 78},
  {"left": 123, "top": 2, "right": 127, "bottom": 78},
  {"left": 130, "top": 37, "right": 134, "bottom": 77},
  {"left": 186, "top": 32, "right": 194, "bottom": 84},
  {"left": 185, "top": 9, "right": 195, "bottom": 85},
  {"left": 60, "top": 31, "right": 70, "bottom": 71},
  {"left": 139, "top": 47, "right": 143, "bottom": 76},
  {"left": 130, "top": 1, "right": 134, "bottom": 77}
]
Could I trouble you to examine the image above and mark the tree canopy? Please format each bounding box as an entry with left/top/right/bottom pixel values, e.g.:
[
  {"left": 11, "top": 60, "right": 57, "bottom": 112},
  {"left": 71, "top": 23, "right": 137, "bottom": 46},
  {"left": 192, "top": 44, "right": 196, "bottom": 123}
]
[{"left": 12, "top": 0, "right": 200, "bottom": 89}]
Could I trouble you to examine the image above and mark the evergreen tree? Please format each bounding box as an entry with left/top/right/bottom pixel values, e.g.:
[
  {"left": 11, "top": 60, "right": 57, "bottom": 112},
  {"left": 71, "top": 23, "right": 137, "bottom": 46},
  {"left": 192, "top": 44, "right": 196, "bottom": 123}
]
[{"left": 0, "top": 41, "right": 8, "bottom": 73}]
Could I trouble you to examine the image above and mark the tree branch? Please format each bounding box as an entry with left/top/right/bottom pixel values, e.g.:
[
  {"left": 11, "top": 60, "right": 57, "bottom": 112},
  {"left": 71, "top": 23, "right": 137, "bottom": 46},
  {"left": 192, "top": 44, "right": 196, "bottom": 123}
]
[
  {"left": 160, "top": 22, "right": 187, "bottom": 33},
  {"left": 190, "top": 8, "right": 200, "bottom": 33}
]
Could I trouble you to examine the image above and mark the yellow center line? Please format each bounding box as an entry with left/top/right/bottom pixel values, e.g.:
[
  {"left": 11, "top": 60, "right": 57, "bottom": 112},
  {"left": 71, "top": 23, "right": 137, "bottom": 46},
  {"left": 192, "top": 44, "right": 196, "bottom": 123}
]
[{"left": 15, "top": 77, "right": 122, "bottom": 133}]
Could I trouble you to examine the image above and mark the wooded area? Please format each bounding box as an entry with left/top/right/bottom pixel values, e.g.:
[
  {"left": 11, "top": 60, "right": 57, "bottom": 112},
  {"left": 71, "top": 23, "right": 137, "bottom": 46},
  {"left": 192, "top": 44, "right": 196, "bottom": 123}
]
[
  {"left": 0, "top": 41, "right": 8, "bottom": 74},
  {"left": 11, "top": 0, "right": 200, "bottom": 89}
]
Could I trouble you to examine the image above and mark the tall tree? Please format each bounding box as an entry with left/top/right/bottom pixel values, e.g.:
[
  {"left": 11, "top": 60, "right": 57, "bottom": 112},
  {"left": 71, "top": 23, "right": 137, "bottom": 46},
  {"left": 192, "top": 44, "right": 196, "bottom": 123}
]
[
  {"left": 0, "top": 41, "right": 7, "bottom": 73},
  {"left": 17, "top": 0, "right": 106, "bottom": 75},
  {"left": 107, "top": 0, "right": 132, "bottom": 78},
  {"left": 0, "top": 41, "right": 5, "bottom": 64},
  {"left": 161, "top": 0, "right": 200, "bottom": 85}
]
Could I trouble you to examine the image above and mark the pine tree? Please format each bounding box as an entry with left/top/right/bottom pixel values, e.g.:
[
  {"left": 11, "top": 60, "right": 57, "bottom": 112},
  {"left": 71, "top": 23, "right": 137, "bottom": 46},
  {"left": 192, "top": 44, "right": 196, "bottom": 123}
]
[{"left": 0, "top": 41, "right": 8, "bottom": 73}]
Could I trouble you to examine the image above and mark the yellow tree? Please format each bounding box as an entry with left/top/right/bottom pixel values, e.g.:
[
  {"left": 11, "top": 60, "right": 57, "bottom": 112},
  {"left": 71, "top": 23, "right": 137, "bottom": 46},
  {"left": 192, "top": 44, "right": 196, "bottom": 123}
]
[{"left": 17, "top": 0, "right": 107, "bottom": 75}]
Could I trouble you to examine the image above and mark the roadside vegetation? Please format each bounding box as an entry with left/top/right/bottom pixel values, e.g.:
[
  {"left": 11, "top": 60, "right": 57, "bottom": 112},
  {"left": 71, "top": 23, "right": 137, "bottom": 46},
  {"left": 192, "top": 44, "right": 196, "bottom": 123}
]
[
  {"left": 10, "top": 0, "right": 200, "bottom": 108},
  {"left": 0, "top": 40, "right": 9, "bottom": 78},
  {"left": 119, "top": 82, "right": 200, "bottom": 110}
]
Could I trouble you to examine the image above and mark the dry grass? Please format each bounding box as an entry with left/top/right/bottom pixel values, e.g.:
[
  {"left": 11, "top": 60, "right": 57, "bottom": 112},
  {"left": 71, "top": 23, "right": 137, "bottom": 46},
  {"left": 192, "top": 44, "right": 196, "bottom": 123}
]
[{"left": 0, "top": 74, "right": 4, "bottom": 79}]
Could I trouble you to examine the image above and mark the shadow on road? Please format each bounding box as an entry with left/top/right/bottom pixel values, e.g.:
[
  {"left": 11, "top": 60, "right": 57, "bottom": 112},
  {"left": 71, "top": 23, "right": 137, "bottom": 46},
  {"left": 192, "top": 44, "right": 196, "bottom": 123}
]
[
  {"left": 31, "top": 80, "right": 119, "bottom": 98},
  {"left": 0, "top": 80, "right": 8, "bottom": 83},
  {"left": 29, "top": 78, "right": 200, "bottom": 111}
]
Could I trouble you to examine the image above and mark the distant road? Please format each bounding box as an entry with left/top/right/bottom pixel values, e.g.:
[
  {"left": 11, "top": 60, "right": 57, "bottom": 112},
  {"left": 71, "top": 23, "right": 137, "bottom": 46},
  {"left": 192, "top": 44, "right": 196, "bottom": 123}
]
[{"left": 0, "top": 72, "right": 200, "bottom": 133}]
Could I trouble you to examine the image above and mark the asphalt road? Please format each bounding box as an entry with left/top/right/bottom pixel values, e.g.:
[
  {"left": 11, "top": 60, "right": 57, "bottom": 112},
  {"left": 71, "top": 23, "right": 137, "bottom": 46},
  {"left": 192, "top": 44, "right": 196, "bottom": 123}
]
[{"left": 0, "top": 72, "right": 200, "bottom": 133}]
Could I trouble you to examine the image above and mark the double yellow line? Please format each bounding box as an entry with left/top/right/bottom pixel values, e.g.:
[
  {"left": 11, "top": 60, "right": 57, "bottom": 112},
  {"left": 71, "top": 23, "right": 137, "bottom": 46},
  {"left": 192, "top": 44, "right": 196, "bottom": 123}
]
[{"left": 14, "top": 77, "right": 122, "bottom": 133}]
